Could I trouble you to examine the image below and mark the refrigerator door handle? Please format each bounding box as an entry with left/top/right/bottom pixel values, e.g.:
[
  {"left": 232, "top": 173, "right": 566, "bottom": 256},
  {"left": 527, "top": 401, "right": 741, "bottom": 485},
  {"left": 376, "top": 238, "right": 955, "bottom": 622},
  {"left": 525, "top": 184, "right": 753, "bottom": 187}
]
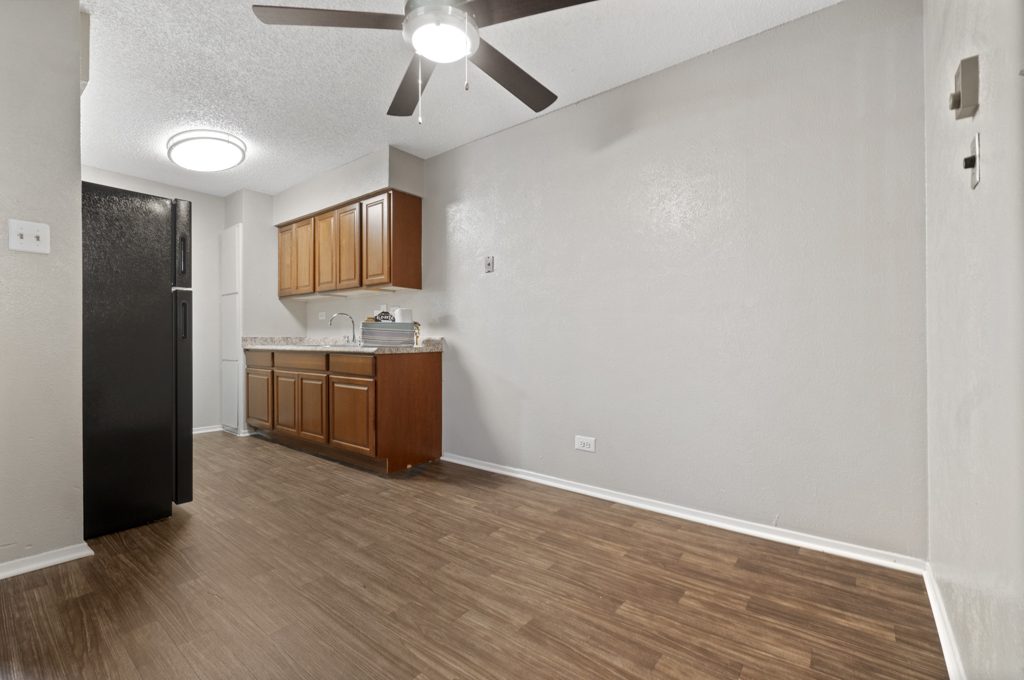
[
  {"left": 180, "top": 299, "right": 189, "bottom": 339},
  {"left": 178, "top": 235, "right": 188, "bottom": 277}
]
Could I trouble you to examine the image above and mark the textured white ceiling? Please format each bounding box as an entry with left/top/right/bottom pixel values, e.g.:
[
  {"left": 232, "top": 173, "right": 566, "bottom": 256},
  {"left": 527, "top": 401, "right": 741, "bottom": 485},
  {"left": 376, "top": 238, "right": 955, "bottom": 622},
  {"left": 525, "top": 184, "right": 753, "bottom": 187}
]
[{"left": 80, "top": 0, "right": 842, "bottom": 196}]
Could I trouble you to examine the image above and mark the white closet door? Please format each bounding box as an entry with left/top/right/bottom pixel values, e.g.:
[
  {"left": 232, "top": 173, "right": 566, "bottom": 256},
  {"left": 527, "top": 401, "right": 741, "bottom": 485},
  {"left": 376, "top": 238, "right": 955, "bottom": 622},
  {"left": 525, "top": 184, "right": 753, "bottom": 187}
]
[{"left": 220, "top": 225, "right": 243, "bottom": 432}]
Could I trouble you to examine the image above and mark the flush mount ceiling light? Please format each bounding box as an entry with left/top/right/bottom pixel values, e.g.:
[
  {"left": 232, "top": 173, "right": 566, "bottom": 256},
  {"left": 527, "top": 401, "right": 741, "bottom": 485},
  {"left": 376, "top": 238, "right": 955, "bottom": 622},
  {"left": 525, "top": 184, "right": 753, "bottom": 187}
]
[
  {"left": 166, "top": 130, "right": 247, "bottom": 172},
  {"left": 402, "top": 3, "right": 478, "bottom": 64}
]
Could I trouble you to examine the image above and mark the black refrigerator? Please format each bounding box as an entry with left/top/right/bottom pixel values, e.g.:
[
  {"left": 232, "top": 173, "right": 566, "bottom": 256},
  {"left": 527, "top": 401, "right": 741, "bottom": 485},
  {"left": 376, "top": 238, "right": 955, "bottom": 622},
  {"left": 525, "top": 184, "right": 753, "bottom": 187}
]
[{"left": 82, "top": 182, "right": 193, "bottom": 539}]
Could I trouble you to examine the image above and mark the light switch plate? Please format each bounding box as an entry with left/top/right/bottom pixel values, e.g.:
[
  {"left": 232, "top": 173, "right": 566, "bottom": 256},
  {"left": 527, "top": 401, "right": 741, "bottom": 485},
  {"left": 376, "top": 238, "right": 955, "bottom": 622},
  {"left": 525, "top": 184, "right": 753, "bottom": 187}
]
[{"left": 8, "top": 219, "right": 51, "bottom": 254}]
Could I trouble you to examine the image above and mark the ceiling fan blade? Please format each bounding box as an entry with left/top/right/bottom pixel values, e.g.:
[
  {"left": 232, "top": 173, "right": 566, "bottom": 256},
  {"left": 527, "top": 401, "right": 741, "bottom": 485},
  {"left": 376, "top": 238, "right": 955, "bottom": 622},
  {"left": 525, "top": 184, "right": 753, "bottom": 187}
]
[
  {"left": 388, "top": 57, "right": 437, "bottom": 117},
  {"left": 470, "top": 39, "right": 557, "bottom": 113},
  {"left": 460, "top": 0, "right": 599, "bottom": 28},
  {"left": 252, "top": 5, "right": 404, "bottom": 30}
]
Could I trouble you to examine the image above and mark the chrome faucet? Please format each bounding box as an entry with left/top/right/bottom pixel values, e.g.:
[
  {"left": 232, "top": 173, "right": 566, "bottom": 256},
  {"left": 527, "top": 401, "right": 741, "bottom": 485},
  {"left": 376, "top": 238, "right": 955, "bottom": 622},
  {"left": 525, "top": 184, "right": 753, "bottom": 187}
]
[{"left": 328, "top": 312, "right": 357, "bottom": 344}]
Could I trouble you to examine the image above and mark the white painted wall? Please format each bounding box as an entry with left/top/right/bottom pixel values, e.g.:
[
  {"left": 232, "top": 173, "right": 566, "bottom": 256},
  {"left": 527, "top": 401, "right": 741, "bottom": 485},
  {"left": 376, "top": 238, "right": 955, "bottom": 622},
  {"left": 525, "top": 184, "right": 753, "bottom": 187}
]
[
  {"left": 924, "top": 0, "right": 1024, "bottom": 675},
  {"left": 81, "top": 167, "right": 225, "bottom": 430},
  {"left": 226, "top": 189, "right": 306, "bottom": 337},
  {"left": 272, "top": 149, "right": 389, "bottom": 225},
  {"left": 0, "top": 0, "right": 86, "bottom": 565},
  {"left": 388, "top": 147, "right": 425, "bottom": 197},
  {"left": 354, "top": 0, "right": 923, "bottom": 557}
]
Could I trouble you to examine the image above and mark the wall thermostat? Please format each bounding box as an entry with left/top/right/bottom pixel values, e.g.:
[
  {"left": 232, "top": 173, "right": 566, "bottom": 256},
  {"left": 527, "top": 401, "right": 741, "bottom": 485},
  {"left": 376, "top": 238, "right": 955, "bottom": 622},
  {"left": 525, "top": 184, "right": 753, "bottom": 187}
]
[{"left": 949, "top": 55, "right": 979, "bottom": 119}]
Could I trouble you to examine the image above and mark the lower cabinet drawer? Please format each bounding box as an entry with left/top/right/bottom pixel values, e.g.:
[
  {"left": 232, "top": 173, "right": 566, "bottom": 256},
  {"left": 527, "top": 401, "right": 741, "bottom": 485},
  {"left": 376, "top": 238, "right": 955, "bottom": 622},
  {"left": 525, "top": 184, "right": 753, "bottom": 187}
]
[
  {"left": 275, "top": 352, "right": 329, "bottom": 371},
  {"left": 329, "top": 375, "right": 376, "bottom": 456},
  {"left": 329, "top": 353, "right": 375, "bottom": 378}
]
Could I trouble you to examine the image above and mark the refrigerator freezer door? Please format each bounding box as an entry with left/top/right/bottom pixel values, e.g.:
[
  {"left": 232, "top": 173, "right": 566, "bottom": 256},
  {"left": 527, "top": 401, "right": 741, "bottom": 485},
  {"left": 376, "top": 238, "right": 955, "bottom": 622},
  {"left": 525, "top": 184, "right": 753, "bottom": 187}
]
[
  {"left": 173, "top": 199, "right": 192, "bottom": 289},
  {"left": 83, "top": 182, "right": 176, "bottom": 538},
  {"left": 173, "top": 290, "right": 193, "bottom": 504}
]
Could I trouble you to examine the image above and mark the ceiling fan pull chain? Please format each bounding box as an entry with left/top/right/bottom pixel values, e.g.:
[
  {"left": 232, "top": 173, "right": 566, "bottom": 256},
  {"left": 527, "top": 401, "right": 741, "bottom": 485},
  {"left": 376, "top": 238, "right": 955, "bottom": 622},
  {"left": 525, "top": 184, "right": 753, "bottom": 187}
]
[
  {"left": 417, "top": 55, "right": 423, "bottom": 125},
  {"left": 464, "top": 13, "right": 470, "bottom": 91}
]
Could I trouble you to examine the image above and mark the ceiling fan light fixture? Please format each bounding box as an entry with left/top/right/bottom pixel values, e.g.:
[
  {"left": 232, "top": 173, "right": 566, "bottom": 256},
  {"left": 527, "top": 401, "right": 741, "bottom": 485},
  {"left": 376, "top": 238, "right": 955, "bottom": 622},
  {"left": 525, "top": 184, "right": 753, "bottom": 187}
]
[
  {"left": 166, "top": 129, "right": 246, "bottom": 172},
  {"left": 403, "top": 4, "right": 479, "bottom": 64}
]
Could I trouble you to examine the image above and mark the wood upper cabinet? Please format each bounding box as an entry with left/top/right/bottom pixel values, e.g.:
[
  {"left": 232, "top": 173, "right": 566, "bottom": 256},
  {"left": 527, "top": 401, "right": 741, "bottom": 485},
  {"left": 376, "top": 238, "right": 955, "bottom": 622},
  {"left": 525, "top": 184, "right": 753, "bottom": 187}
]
[
  {"left": 361, "top": 193, "right": 391, "bottom": 287},
  {"left": 329, "top": 375, "right": 375, "bottom": 456},
  {"left": 314, "top": 210, "right": 339, "bottom": 292},
  {"left": 361, "top": 190, "right": 422, "bottom": 289},
  {"left": 313, "top": 204, "right": 360, "bottom": 293},
  {"left": 245, "top": 369, "right": 273, "bottom": 430},
  {"left": 278, "top": 218, "right": 315, "bottom": 297},
  {"left": 277, "top": 188, "right": 420, "bottom": 296},
  {"left": 336, "top": 203, "right": 361, "bottom": 290},
  {"left": 297, "top": 372, "right": 329, "bottom": 444},
  {"left": 293, "top": 218, "right": 315, "bottom": 295},
  {"left": 278, "top": 226, "right": 296, "bottom": 296}
]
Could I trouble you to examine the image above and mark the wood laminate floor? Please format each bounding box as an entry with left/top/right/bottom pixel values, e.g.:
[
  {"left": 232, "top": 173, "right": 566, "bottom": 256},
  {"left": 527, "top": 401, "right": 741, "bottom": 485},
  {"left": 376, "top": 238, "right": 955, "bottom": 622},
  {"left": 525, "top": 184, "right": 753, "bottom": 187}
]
[{"left": 0, "top": 432, "right": 947, "bottom": 679}]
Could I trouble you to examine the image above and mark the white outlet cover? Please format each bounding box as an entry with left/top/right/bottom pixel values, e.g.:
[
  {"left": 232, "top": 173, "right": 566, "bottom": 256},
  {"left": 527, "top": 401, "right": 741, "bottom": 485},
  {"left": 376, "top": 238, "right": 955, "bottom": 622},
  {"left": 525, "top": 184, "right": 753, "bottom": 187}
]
[
  {"left": 8, "top": 219, "right": 50, "bottom": 254},
  {"left": 575, "top": 435, "right": 596, "bottom": 452},
  {"left": 318, "top": 312, "right": 327, "bottom": 320}
]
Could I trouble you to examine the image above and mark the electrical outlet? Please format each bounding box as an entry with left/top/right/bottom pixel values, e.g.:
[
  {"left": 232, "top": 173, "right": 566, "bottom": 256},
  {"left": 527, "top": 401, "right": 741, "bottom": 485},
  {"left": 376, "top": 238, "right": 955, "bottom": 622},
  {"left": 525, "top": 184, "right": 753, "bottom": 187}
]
[
  {"left": 484, "top": 255, "right": 495, "bottom": 273},
  {"left": 574, "top": 435, "right": 596, "bottom": 453},
  {"left": 318, "top": 312, "right": 326, "bottom": 320}
]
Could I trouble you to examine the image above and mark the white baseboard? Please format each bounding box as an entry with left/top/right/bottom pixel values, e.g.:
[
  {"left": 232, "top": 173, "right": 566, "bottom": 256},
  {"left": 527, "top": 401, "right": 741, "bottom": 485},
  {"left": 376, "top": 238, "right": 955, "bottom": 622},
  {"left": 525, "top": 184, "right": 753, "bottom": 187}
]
[
  {"left": 441, "top": 452, "right": 926, "bottom": 575},
  {"left": 0, "top": 542, "right": 94, "bottom": 581},
  {"left": 194, "top": 425, "right": 254, "bottom": 437},
  {"left": 924, "top": 565, "right": 965, "bottom": 680}
]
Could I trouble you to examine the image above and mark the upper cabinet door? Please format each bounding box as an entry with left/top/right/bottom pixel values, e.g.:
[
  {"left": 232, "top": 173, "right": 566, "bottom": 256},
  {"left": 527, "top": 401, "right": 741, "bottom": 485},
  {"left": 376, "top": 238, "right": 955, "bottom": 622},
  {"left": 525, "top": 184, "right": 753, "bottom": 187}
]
[
  {"left": 337, "top": 203, "right": 361, "bottom": 290},
  {"left": 362, "top": 192, "right": 391, "bottom": 287},
  {"left": 293, "top": 218, "right": 315, "bottom": 295},
  {"left": 277, "top": 224, "right": 296, "bottom": 297},
  {"left": 314, "top": 210, "right": 339, "bottom": 292}
]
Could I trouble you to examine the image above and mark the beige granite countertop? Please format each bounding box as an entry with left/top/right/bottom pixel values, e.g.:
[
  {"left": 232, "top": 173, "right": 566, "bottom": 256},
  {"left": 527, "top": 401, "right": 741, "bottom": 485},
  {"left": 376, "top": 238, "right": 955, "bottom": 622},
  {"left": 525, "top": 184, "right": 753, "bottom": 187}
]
[{"left": 242, "top": 337, "right": 443, "bottom": 355}]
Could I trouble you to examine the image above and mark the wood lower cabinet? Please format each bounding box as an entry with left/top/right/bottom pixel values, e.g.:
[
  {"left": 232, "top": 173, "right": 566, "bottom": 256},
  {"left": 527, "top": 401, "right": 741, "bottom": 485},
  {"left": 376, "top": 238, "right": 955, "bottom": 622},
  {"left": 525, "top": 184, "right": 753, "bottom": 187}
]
[
  {"left": 273, "top": 370, "right": 299, "bottom": 436},
  {"left": 297, "top": 372, "right": 329, "bottom": 444},
  {"left": 245, "top": 369, "right": 273, "bottom": 429},
  {"left": 244, "top": 349, "right": 440, "bottom": 473},
  {"left": 329, "top": 376, "right": 375, "bottom": 456}
]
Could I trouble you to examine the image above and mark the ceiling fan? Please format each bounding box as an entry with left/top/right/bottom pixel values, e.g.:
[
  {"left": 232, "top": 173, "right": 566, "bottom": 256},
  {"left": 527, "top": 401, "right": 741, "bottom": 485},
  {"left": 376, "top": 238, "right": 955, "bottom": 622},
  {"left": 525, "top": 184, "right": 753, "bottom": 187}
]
[{"left": 253, "top": 0, "right": 599, "bottom": 117}]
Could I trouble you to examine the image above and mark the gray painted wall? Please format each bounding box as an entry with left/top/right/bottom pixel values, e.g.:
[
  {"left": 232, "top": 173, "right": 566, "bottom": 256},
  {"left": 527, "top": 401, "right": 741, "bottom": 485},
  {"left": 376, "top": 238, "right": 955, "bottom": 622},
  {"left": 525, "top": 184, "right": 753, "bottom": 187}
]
[
  {"left": 0, "top": 0, "right": 84, "bottom": 562},
  {"left": 924, "top": 0, "right": 1024, "bottom": 675},
  {"left": 81, "top": 166, "right": 226, "bottom": 430},
  {"left": 227, "top": 189, "right": 306, "bottom": 337},
  {"left": 308, "top": 0, "right": 929, "bottom": 556},
  {"left": 272, "top": 149, "right": 389, "bottom": 226}
]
